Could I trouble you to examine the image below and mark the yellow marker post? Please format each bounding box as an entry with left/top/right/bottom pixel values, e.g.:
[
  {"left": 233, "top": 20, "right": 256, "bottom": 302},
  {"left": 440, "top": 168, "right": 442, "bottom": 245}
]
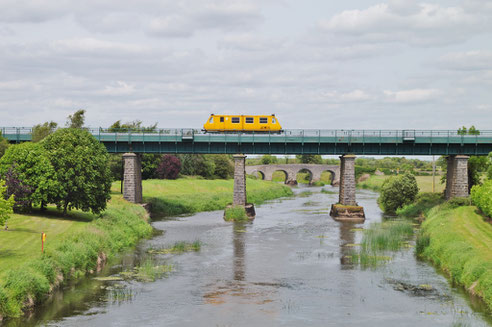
[{"left": 41, "top": 232, "right": 46, "bottom": 253}]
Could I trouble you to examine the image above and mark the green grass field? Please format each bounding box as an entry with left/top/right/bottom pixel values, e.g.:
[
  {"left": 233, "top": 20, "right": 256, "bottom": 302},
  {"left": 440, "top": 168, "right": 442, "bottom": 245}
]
[
  {"left": 358, "top": 175, "right": 444, "bottom": 193},
  {"left": 111, "top": 177, "right": 293, "bottom": 216},
  {"left": 419, "top": 206, "right": 492, "bottom": 311}
]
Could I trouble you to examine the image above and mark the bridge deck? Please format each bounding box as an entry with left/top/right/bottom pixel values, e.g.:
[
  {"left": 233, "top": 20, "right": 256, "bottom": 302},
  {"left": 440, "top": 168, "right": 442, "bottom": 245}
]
[{"left": 2, "top": 128, "right": 492, "bottom": 155}]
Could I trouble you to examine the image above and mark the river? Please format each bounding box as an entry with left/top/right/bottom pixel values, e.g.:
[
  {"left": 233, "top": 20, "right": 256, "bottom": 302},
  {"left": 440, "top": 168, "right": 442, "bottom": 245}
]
[{"left": 5, "top": 186, "right": 492, "bottom": 326}]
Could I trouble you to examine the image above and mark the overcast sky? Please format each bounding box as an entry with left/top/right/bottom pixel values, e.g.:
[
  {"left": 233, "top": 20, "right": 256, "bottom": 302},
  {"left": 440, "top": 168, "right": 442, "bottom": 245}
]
[{"left": 0, "top": 0, "right": 491, "bottom": 130}]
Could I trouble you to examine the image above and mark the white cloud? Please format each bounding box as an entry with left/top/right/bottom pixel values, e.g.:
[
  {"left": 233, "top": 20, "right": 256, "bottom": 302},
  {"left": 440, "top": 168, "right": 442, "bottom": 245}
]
[
  {"left": 438, "top": 50, "right": 492, "bottom": 71},
  {"left": 100, "top": 81, "right": 136, "bottom": 96},
  {"left": 383, "top": 88, "right": 440, "bottom": 103}
]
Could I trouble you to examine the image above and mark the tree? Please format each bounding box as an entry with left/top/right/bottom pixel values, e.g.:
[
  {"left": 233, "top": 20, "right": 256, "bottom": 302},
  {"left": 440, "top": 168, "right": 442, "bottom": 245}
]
[
  {"left": 378, "top": 173, "right": 419, "bottom": 214},
  {"left": 156, "top": 155, "right": 181, "bottom": 179},
  {"left": 209, "top": 155, "right": 234, "bottom": 179},
  {"left": 141, "top": 154, "right": 161, "bottom": 180},
  {"left": 66, "top": 109, "right": 86, "bottom": 129},
  {"left": 296, "top": 154, "right": 322, "bottom": 164},
  {"left": 108, "top": 120, "right": 157, "bottom": 133},
  {"left": 0, "top": 180, "right": 14, "bottom": 229},
  {"left": 0, "top": 142, "right": 58, "bottom": 211},
  {"left": 32, "top": 121, "right": 57, "bottom": 142},
  {"left": 3, "top": 166, "right": 33, "bottom": 212},
  {"left": 178, "top": 154, "right": 215, "bottom": 178},
  {"left": 260, "top": 155, "right": 277, "bottom": 165},
  {"left": 42, "top": 129, "right": 111, "bottom": 215},
  {"left": 0, "top": 132, "right": 8, "bottom": 158}
]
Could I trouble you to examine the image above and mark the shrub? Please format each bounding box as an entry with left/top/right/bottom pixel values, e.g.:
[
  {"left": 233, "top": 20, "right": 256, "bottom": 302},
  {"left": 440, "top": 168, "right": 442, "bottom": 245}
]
[
  {"left": 442, "top": 197, "right": 472, "bottom": 210},
  {"left": 471, "top": 180, "right": 492, "bottom": 217},
  {"left": 209, "top": 155, "right": 234, "bottom": 179},
  {"left": 378, "top": 173, "right": 419, "bottom": 214},
  {"left": 3, "top": 166, "right": 33, "bottom": 212},
  {"left": 396, "top": 192, "right": 444, "bottom": 218},
  {"left": 156, "top": 155, "right": 181, "bottom": 179}
]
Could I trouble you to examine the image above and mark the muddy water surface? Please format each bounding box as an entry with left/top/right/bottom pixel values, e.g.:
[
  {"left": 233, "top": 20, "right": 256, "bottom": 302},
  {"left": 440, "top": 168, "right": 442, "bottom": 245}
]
[{"left": 6, "top": 187, "right": 492, "bottom": 326}]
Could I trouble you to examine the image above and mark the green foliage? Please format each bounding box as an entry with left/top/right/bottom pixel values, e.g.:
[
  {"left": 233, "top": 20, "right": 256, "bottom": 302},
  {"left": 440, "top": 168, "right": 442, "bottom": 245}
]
[
  {"left": 415, "top": 232, "right": 430, "bottom": 256},
  {"left": 141, "top": 154, "right": 160, "bottom": 180},
  {"left": 108, "top": 154, "right": 123, "bottom": 181},
  {"left": 108, "top": 120, "right": 157, "bottom": 133},
  {"left": 31, "top": 121, "right": 57, "bottom": 142},
  {"left": 42, "top": 129, "right": 112, "bottom": 214},
  {"left": 471, "top": 180, "right": 492, "bottom": 217},
  {"left": 260, "top": 155, "right": 278, "bottom": 165},
  {"left": 441, "top": 197, "right": 472, "bottom": 210},
  {"left": 361, "top": 221, "right": 414, "bottom": 252},
  {"left": 224, "top": 206, "right": 248, "bottom": 222},
  {"left": 209, "top": 155, "right": 234, "bottom": 179},
  {"left": 0, "top": 142, "right": 58, "bottom": 209},
  {"left": 468, "top": 156, "right": 489, "bottom": 190},
  {"left": 378, "top": 173, "right": 419, "bottom": 214},
  {"left": 65, "top": 109, "right": 86, "bottom": 129},
  {"left": 396, "top": 192, "right": 444, "bottom": 218},
  {"left": 355, "top": 165, "right": 376, "bottom": 179},
  {"left": 458, "top": 125, "right": 480, "bottom": 135},
  {"left": 0, "top": 180, "right": 14, "bottom": 227},
  {"left": 178, "top": 154, "right": 215, "bottom": 178},
  {"left": 0, "top": 132, "right": 9, "bottom": 158},
  {"left": 296, "top": 154, "right": 322, "bottom": 164}
]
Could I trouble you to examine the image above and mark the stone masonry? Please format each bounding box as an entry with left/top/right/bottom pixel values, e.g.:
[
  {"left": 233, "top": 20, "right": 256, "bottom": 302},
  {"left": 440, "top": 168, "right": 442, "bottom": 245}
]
[
  {"left": 233, "top": 154, "right": 247, "bottom": 206},
  {"left": 339, "top": 155, "right": 356, "bottom": 206},
  {"left": 123, "top": 153, "right": 143, "bottom": 203},
  {"left": 445, "top": 155, "right": 469, "bottom": 199},
  {"left": 245, "top": 164, "right": 340, "bottom": 185}
]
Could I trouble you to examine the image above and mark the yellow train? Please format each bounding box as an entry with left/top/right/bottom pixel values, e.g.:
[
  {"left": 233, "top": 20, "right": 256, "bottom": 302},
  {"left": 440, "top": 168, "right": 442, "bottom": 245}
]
[{"left": 203, "top": 114, "right": 282, "bottom": 133}]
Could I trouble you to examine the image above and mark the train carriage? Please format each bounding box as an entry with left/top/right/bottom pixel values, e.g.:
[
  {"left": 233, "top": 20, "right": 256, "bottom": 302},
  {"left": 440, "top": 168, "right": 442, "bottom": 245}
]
[{"left": 203, "top": 114, "right": 282, "bottom": 133}]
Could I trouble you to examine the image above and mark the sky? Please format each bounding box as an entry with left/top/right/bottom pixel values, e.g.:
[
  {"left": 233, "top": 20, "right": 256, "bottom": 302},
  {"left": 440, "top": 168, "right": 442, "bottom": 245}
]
[{"left": 0, "top": 0, "right": 491, "bottom": 130}]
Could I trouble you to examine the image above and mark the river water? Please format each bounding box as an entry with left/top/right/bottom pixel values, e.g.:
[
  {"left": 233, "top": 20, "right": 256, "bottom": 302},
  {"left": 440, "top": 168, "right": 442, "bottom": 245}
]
[{"left": 5, "top": 186, "right": 492, "bottom": 326}]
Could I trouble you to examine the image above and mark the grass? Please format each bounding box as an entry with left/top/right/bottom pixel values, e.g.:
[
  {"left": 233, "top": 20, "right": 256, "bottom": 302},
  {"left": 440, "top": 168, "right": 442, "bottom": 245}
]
[
  {"left": 132, "top": 259, "right": 173, "bottom": 282},
  {"left": 418, "top": 205, "right": 492, "bottom": 311},
  {"left": 358, "top": 175, "right": 445, "bottom": 193},
  {"left": 117, "top": 177, "right": 293, "bottom": 216},
  {"left": 147, "top": 240, "right": 202, "bottom": 254},
  {"left": 396, "top": 192, "right": 445, "bottom": 218},
  {"left": 350, "top": 220, "right": 415, "bottom": 268},
  {"left": 224, "top": 206, "right": 248, "bottom": 222},
  {"left": 0, "top": 195, "right": 153, "bottom": 318}
]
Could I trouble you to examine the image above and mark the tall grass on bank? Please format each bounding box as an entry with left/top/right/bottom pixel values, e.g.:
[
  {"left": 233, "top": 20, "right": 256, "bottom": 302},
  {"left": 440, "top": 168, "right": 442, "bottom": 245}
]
[
  {"left": 0, "top": 196, "right": 152, "bottom": 318},
  {"left": 351, "top": 220, "right": 414, "bottom": 267},
  {"left": 417, "top": 205, "right": 492, "bottom": 311},
  {"left": 130, "top": 178, "right": 293, "bottom": 216}
]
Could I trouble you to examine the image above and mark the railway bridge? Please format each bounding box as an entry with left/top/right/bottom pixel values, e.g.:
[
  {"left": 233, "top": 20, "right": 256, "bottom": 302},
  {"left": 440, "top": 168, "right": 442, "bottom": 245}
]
[
  {"left": 245, "top": 164, "right": 340, "bottom": 186},
  {"left": 3, "top": 128, "right": 492, "bottom": 216}
]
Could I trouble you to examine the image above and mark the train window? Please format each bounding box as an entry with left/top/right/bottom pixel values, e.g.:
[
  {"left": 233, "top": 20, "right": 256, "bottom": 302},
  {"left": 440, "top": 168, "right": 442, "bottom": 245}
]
[
  {"left": 220, "top": 117, "right": 224, "bottom": 122},
  {"left": 245, "top": 117, "right": 254, "bottom": 124},
  {"left": 272, "top": 117, "right": 276, "bottom": 124},
  {"left": 231, "top": 117, "right": 240, "bottom": 123},
  {"left": 260, "top": 117, "right": 268, "bottom": 124},
  {"left": 209, "top": 117, "right": 213, "bottom": 123}
]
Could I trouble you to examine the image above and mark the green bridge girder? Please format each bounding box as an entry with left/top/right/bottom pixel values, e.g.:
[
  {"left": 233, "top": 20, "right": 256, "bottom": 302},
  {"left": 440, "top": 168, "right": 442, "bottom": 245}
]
[{"left": 2, "top": 127, "right": 492, "bottom": 156}]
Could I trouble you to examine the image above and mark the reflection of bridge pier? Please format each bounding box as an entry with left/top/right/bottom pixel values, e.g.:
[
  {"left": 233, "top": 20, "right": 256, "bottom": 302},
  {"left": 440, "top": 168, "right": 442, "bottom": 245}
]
[
  {"left": 233, "top": 225, "right": 246, "bottom": 281},
  {"left": 339, "top": 221, "right": 357, "bottom": 268}
]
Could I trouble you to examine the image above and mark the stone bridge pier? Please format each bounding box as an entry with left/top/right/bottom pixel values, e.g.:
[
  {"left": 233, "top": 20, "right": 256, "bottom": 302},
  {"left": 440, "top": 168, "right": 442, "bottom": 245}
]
[
  {"left": 231, "top": 154, "right": 255, "bottom": 219},
  {"left": 445, "top": 155, "right": 469, "bottom": 199},
  {"left": 122, "top": 153, "right": 143, "bottom": 203}
]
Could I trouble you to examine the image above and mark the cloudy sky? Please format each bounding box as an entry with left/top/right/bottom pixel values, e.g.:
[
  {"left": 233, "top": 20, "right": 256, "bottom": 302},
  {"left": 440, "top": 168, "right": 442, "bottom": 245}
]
[{"left": 0, "top": 0, "right": 491, "bottom": 130}]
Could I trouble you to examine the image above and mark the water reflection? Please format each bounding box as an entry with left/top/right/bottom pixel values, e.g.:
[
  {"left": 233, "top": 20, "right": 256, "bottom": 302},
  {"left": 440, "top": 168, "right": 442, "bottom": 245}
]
[
  {"left": 233, "top": 223, "right": 247, "bottom": 281},
  {"left": 339, "top": 221, "right": 358, "bottom": 269}
]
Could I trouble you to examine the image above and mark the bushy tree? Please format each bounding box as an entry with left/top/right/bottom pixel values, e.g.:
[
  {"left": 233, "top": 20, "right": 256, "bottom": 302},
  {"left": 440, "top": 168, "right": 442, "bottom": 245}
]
[
  {"left": 32, "top": 121, "right": 58, "bottom": 142},
  {"left": 66, "top": 109, "right": 85, "bottom": 129},
  {"left": 108, "top": 120, "right": 157, "bottom": 133},
  {"left": 3, "top": 166, "right": 33, "bottom": 212},
  {"left": 260, "top": 155, "right": 278, "bottom": 165},
  {"left": 156, "top": 155, "right": 181, "bottom": 179},
  {"left": 296, "top": 154, "right": 322, "bottom": 164},
  {"left": 178, "top": 154, "right": 215, "bottom": 178},
  {"left": 378, "top": 173, "right": 419, "bottom": 214},
  {"left": 0, "top": 180, "right": 14, "bottom": 228},
  {"left": 209, "top": 155, "right": 234, "bottom": 179},
  {"left": 0, "top": 132, "right": 9, "bottom": 158},
  {"left": 42, "top": 129, "right": 111, "bottom": 214},
  {"left": 108, "top": 154, "right": 123, "bottom": 181},
  {"left": 141, "top": 154, "right": 161, "bottom": 179},
  {"left": 0, "top": 142, "right": 58, "bottom": 210}
]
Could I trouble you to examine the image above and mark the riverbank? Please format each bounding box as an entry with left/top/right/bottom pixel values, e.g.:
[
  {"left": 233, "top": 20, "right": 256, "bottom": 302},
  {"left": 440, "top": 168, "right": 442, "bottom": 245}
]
[
  {"left": 0, "top": 178, "right": 292, "bottom": 320},
  {"left": 358, "top": 175, "right": 444, "bottom": 193},
  {"left": 127, "top": 177, "right": 293, "bottom": 216},
  {"left": 418, "top": 205, "right": 492, "bottom": 311}
]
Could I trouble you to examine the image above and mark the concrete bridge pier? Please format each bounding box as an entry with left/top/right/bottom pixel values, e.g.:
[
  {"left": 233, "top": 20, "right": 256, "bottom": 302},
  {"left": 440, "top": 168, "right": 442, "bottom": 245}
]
[
  {"left": 123, "top": 153, "right": 143, "bottom": 203},
  {"left": 330, "top": 154, "right": 365, "bottom": 221},
  {"left": 445, "top": 155, "right": 469, "bottom": 199},
  {"left": 231, "top": 154, "right": 255, "bottom": 219}
]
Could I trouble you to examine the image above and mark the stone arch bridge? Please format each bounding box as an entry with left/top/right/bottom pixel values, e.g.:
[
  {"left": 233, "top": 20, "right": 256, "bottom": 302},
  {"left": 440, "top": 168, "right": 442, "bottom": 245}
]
[{"left": 245, "top": 164, "right": 340, "bottom": 185}]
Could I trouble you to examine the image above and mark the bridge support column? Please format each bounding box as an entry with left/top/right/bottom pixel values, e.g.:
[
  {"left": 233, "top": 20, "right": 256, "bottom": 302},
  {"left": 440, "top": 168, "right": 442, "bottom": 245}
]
[
  {"left": 227, "top": 154, "right": 255, "bottom": 220},
  {"left": 445, "top": 155, "right": 469, "bottom": 199},
  {"left": 123, "top": 153, "right": 142, "bottom": 203},
  {"left": 330, "top": 155, "right": 365, "bottom": 222}
]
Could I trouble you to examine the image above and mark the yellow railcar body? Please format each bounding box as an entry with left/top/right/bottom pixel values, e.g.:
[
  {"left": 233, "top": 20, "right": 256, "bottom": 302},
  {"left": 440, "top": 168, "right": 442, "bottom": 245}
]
[{"left": 203, "top": 114, "right": 282, "bottom": 132}]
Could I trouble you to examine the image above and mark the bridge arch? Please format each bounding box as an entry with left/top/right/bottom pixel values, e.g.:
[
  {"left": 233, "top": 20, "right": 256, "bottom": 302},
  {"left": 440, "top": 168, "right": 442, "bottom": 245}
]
[
  {"left": 250, "top": 170, "right": 265, "bottom": 180},
  {"left": 296, "top": 168, "right": 313, "bottom": 184}
]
